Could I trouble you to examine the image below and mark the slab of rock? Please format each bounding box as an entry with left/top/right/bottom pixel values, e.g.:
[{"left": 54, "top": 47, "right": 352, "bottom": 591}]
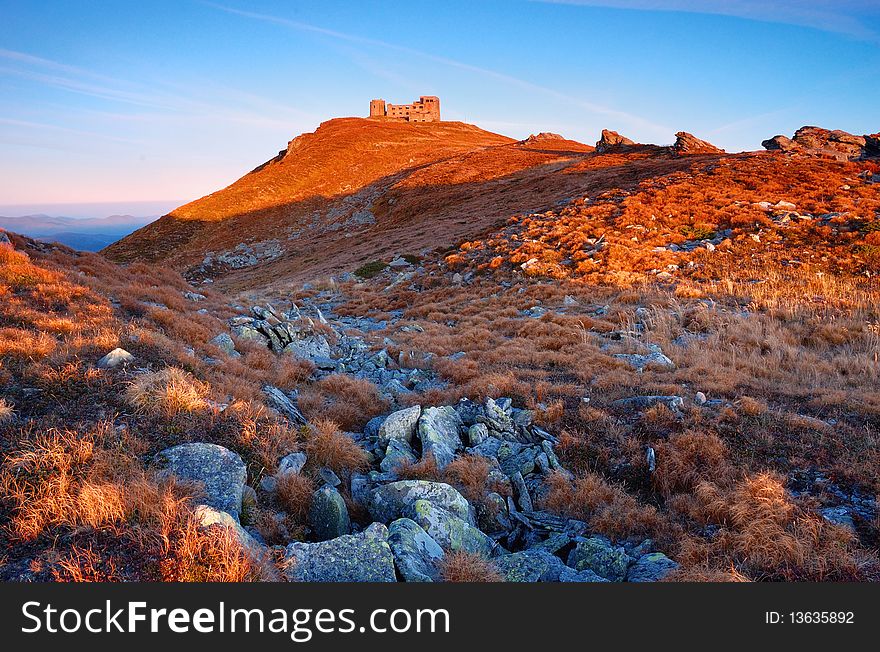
[
  {"left": 417, "top": 406, "right": 463, "bottom": 469},
  {"left": 377, "top": 405, "right": 421, "bottom": 447},
  {"left": 368, "top": 480, "right": 472, "bottom": 525},
  {"left": 762, "top": 126, "right": 875, "bottom": 161},
  {"left": 412, "top": 499, "right": 496, "bottom": 557},
  {"left": 558, "top": 566, "right": 610, "bottom": 582},
  {"left": 673, "top": 131, "right": 724, "bottom": 155},
  {"left": 309, "top": 485, "right": 350, "bottom": 541},
  {"left": 97, "top": 348, "right": 134, "bottom": 369},
  {"left": 567, "top": 536, "right": 632, "bottom": 582},
  {"left": 263, "top": 385, "right": 308, "bottom": 426},
  {"left": 612, "top": 395, "right": 684, "bottom": 411},
  {"left": 155, "top": 443, "right": 246, "bottom": 520},
  {"left": 596, "top": 129, "right": 635, "bottom": 153},
  {"left": 388, "top": 518, "right": 444, "bottom": 582},
  {"left": 283, "top": 522, "right": 396, "bottom": 582},
  {"left": 626, "top": 551, "right": 679, "bottom": 582},
  {"left": 278, "top": 451, "right": 307, "bottom": 475}
]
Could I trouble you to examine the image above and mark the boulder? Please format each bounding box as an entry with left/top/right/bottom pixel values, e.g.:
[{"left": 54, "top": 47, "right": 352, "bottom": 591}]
[
  {"left": 558, "top": 566, "right": 610, "bottom": 582},
  {"left": 673, "top": 131, "right": 724, "bottom": 155},
  {"left": 388, "top": 518, "right": 445, "bottom": 582},
  {"left": 379, "top": 439, "right": 418, "bottom": 475},
  {"left": 595, "top": 129, "right": 635, "bottom": 153},
  {"left": 613, "top": 348, "right": 675, "bottom": 372},
  {"left": 210, "top": 333, "right": 239, "bottom": 356},
  {"left": 97, "top": 348, "right": 134, "bottom": 369},
  {"left": 493, "top": 549, "right": 565, "bottom": 582},
  {"left": 377, "top": 405, "right": 422, "bottom": 447},
  {"left": 567, "top": 536, "right": 632, "bottom": 582},
  {"left": 412, "top": 499, "right": 496, "bottom": 557},
  {"left": 478, "top": 397, "right": 515, "bottom": 436},
  {"left": 612, "top": 395, "right": 684, "bottom": 411},
  {"left": 368, "top": 480, "right": 472, "bottom": 524},
  {"left": 626, "top": 552, "right": 679, "bottom": 582},
  {"left": 309, "top": 485, "right": 350, "bottom": 540},
  {"left": 761, "top": 134, "right": 798, "bottom": 152},
  {"left": 762, "top": 126, "right": 875, "bottom": 161},
  {"left": 155, "top": 443, "right": 246, "bottom": 520},
  {"left": 467, "top": 423, "right": 489, "bottom": 446},
  {"left": 283, "top": 522, "right": 396, "bottom": 582},
  {"left": 278, "top": 451, "right": 307, "bottom": 475},
  {"left": 417, "top": 406, "right": 463, "bottom": 469}
]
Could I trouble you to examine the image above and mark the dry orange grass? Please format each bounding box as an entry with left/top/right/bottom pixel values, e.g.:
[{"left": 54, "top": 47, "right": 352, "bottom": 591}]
[
  {"left": 302, "top": 418, "right": 370, "bottom": 476},
  {"left": 275, "top": 472, "right": 315, "bottom": 522},
  {"left": 126, "top": 368, "right": 211, "bottom": 416},
  {"left": 0, "top": 398, "right": 13, "bottom": 423},
  {"left": 439, "top": 551, "right": 503, "bottom": 582}
]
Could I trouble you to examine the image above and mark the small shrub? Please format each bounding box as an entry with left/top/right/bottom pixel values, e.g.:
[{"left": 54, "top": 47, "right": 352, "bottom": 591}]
[
  {"left": 126, "top": 368, "right": 210, "bottom": 416},
  {"left": 353, "top": 260, "right": 388, "bottom": 279},
  {"left": 439, "top": 551, "right": 502, "bottom": 582}
]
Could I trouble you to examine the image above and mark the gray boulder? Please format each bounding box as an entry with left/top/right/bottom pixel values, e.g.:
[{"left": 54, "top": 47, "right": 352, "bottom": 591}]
[
  {"left": 494, "top": 549, "right": 565, "bottom": 582},
  {"left": 567, "top": 536, "right": 632, "bottom": 582},
  {"left": 467, "top": 423, "right": 488, "bottom": 446},
  {"left": 278, "top": 451, "right": 307, "bottom": 475},
  {"left": 558, "top": 566, "right": 610, "bottom": 582},
  {"left": 388, "top": 518, "right": 445, "bottom": 582},
  {"left": 97, "top": 348, "right": 134, "bottom": 369},
  {"left": 369, "top": 480, "right": 472, "bottom": 524},
  {"left": 210, "top": 333, "right": 239, "bottom": 357},
  {"left": 378, "top": 405, "right": 422, "bottom": 447},
  {"left": 626, "top": 552, "right": 679, "bottom": 582},
  {"left": 379, "top": 439, "right": 417, "bottom": 475},
  {"left": 283, "top": 522, "right": 396, "bottom": 582},
  {"left": 155, "top": 443, "right": 246, "bottom": 520},
  {"left": 309, "top": 485, "right": 351, "bottom": 541},
  {"left": 417, "top": 406, "right": 463, "bottom": 469},
  {"left": 412, "top": 499, "right": 496, "bottom": 557}
]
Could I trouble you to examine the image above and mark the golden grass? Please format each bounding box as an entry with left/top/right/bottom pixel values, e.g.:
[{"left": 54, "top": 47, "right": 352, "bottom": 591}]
[
  {"left": 126, "top": 368, "right": 211, "bottom": 416},
  {"left": 439, "top": 551, "right": 503, "bottom": 582}
]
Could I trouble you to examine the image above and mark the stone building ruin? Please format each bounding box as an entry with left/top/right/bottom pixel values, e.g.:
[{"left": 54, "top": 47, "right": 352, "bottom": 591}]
[{"left": 369, "top": 96, "right": 440, "bottom": 122}]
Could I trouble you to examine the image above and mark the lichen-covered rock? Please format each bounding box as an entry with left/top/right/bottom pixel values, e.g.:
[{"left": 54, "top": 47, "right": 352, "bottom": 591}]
[
  {"left": 378, "top": 405, "right": 422, "bottom": 447},
  {"left": 283, "top": 522, "right": 396, "bottom": 582},
  {"left": 412, "top": 499, "right": 496, "bottom": 557},
  {"left": 494, "top": 549, "right": 565, "bottom": 582},
  {"left": 478, "top": 397, "right": 515, "bottom": 436},
  {"left": 210, "top": 333, "right": 239, "bottom": 357},
  {"left": 155, "top": 443, "right": 246, "bottom": 519},
  {"left": 467, "top": 423, "right": 488, "bottom": 446},
  {"left": 558, "top": 566, "right": 610, "bottom": 582},
  {"left": 309, "top": 485, "right": 350, "bottom": 541},
  {"left": 379, "top": 439, "right": 417, "bottom": 475},
  {"left": 626, "top": 552, "right": 679, "bottom": 582},
  {"left": 388, "top": 518, "right": 444, "bottom": 582},
  {"left": 368, "top": 480, "right": 472, "bottom": 524},
  {"left": 417, "top": 406, "right": 463, "bottom": 469},
  {"left": 567, "top": 536, "right": 632, "bottom": 582}
]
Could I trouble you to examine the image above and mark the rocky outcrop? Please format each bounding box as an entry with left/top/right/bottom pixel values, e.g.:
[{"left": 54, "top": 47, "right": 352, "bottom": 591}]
[
  {"left": 762, "top": 126, "right": 878, "bottom": 161},
  {"left": 388, "top": 518, "right": 444, "bottom": 582},
  {"left": 595, "top": 129, "right": 635, "bottom": 153},
  {"left": 672, "top": 131, "right": 724, "bottom": 155},
  {"left": 523, "top": 132, "right": 565, "bottom": 144},
  {"left": 96, "top": 348, "right": 134, "bottom": 369}
]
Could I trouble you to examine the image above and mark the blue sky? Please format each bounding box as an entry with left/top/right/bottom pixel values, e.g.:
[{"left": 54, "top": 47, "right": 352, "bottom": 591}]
[{"left": 1, "top": 0, "right": 878, "bottom": 213}]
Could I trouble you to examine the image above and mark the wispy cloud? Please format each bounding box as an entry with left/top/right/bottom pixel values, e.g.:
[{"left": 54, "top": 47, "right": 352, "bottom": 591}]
[
  {"left": 532, "top": 1, "right": 880, "bottom": 42},
  {"left": 204, "top": 1, "right": 672, "bottom": 136}
]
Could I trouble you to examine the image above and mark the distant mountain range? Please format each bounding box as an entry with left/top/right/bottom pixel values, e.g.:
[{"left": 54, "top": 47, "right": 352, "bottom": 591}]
[{"left": 0, "top": 213, "right": 159, "bottom": 251}]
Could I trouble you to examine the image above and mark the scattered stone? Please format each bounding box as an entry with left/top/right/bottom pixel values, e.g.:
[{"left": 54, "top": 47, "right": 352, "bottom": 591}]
[
  {"left": 567, "top": 536, "right": 632, "bottom": 582},
  {"left": 612, "top": 395, "right": 684, "bottom": 412},
  {"left": 155, "top": 443, "right": 247, "bottom": 520},
  {"left": 283, "top": 522, "right": 396, "bottom": 582},
  {"left": 388, "top": 518, "right": 445, "bottom": 582},
  {"left": 210, "top": 332, "right": 239, "bottom": 357},
  {"left": 613, "top": 346, "right": 675, "bottom": 372},
  {"left": 417, "top": 406, "right": 463, "bottom": 469},
  {"left": 97, "top": 348, "right": 134, "bottom": 369},
  {"left": 318, "top": 467, "right": 342, "bottom": 488},
  {"left": 278, "top": 451, "right": 307, "bottom": 476},
  {"left": 412, "top": 500, "right": 497, "bottom": 557},
  {"left": 263, "top": 385, "right": 308, "bottom": 426},
  {"left": 368, "top": 480, "right": 472, "bottom": 524},
  {"left": 467, "top": 423, "right": 489, "bottom": 446},
  {"left": 694, "top": 391, "right": 707, "bottom": 406},
  {"left": 494, "top": 549, "right": 565, "bottom": 582},
  {"left": 820, "top": 506, "right": 856, "bottom": 532},
  {"left": 309, "top": 485, "right": 351, "bottom": 540},
  {"left": 377, "top": 405, "right": 422, "bottom": 447},
  {"left": 379, "top": 439, "right": 418, "bottom": 475},
  {"left": 626, "top": 552, "right": 679, "bottom": 582}
]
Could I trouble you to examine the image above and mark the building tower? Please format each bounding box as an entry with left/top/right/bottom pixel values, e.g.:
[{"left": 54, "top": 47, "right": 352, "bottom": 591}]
[{"left": 369, "top": 99, "right": 386, "bottom": 118}]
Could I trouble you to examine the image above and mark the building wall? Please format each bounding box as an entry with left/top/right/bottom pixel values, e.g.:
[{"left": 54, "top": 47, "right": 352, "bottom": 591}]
[{"left": 369, "top": 96, "right": 440, "bottom": 122}]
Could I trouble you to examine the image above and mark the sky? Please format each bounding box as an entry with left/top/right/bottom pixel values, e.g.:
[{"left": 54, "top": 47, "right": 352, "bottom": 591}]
[{"left": 0, "top": 0, "right": 878, "bottom": 215}]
